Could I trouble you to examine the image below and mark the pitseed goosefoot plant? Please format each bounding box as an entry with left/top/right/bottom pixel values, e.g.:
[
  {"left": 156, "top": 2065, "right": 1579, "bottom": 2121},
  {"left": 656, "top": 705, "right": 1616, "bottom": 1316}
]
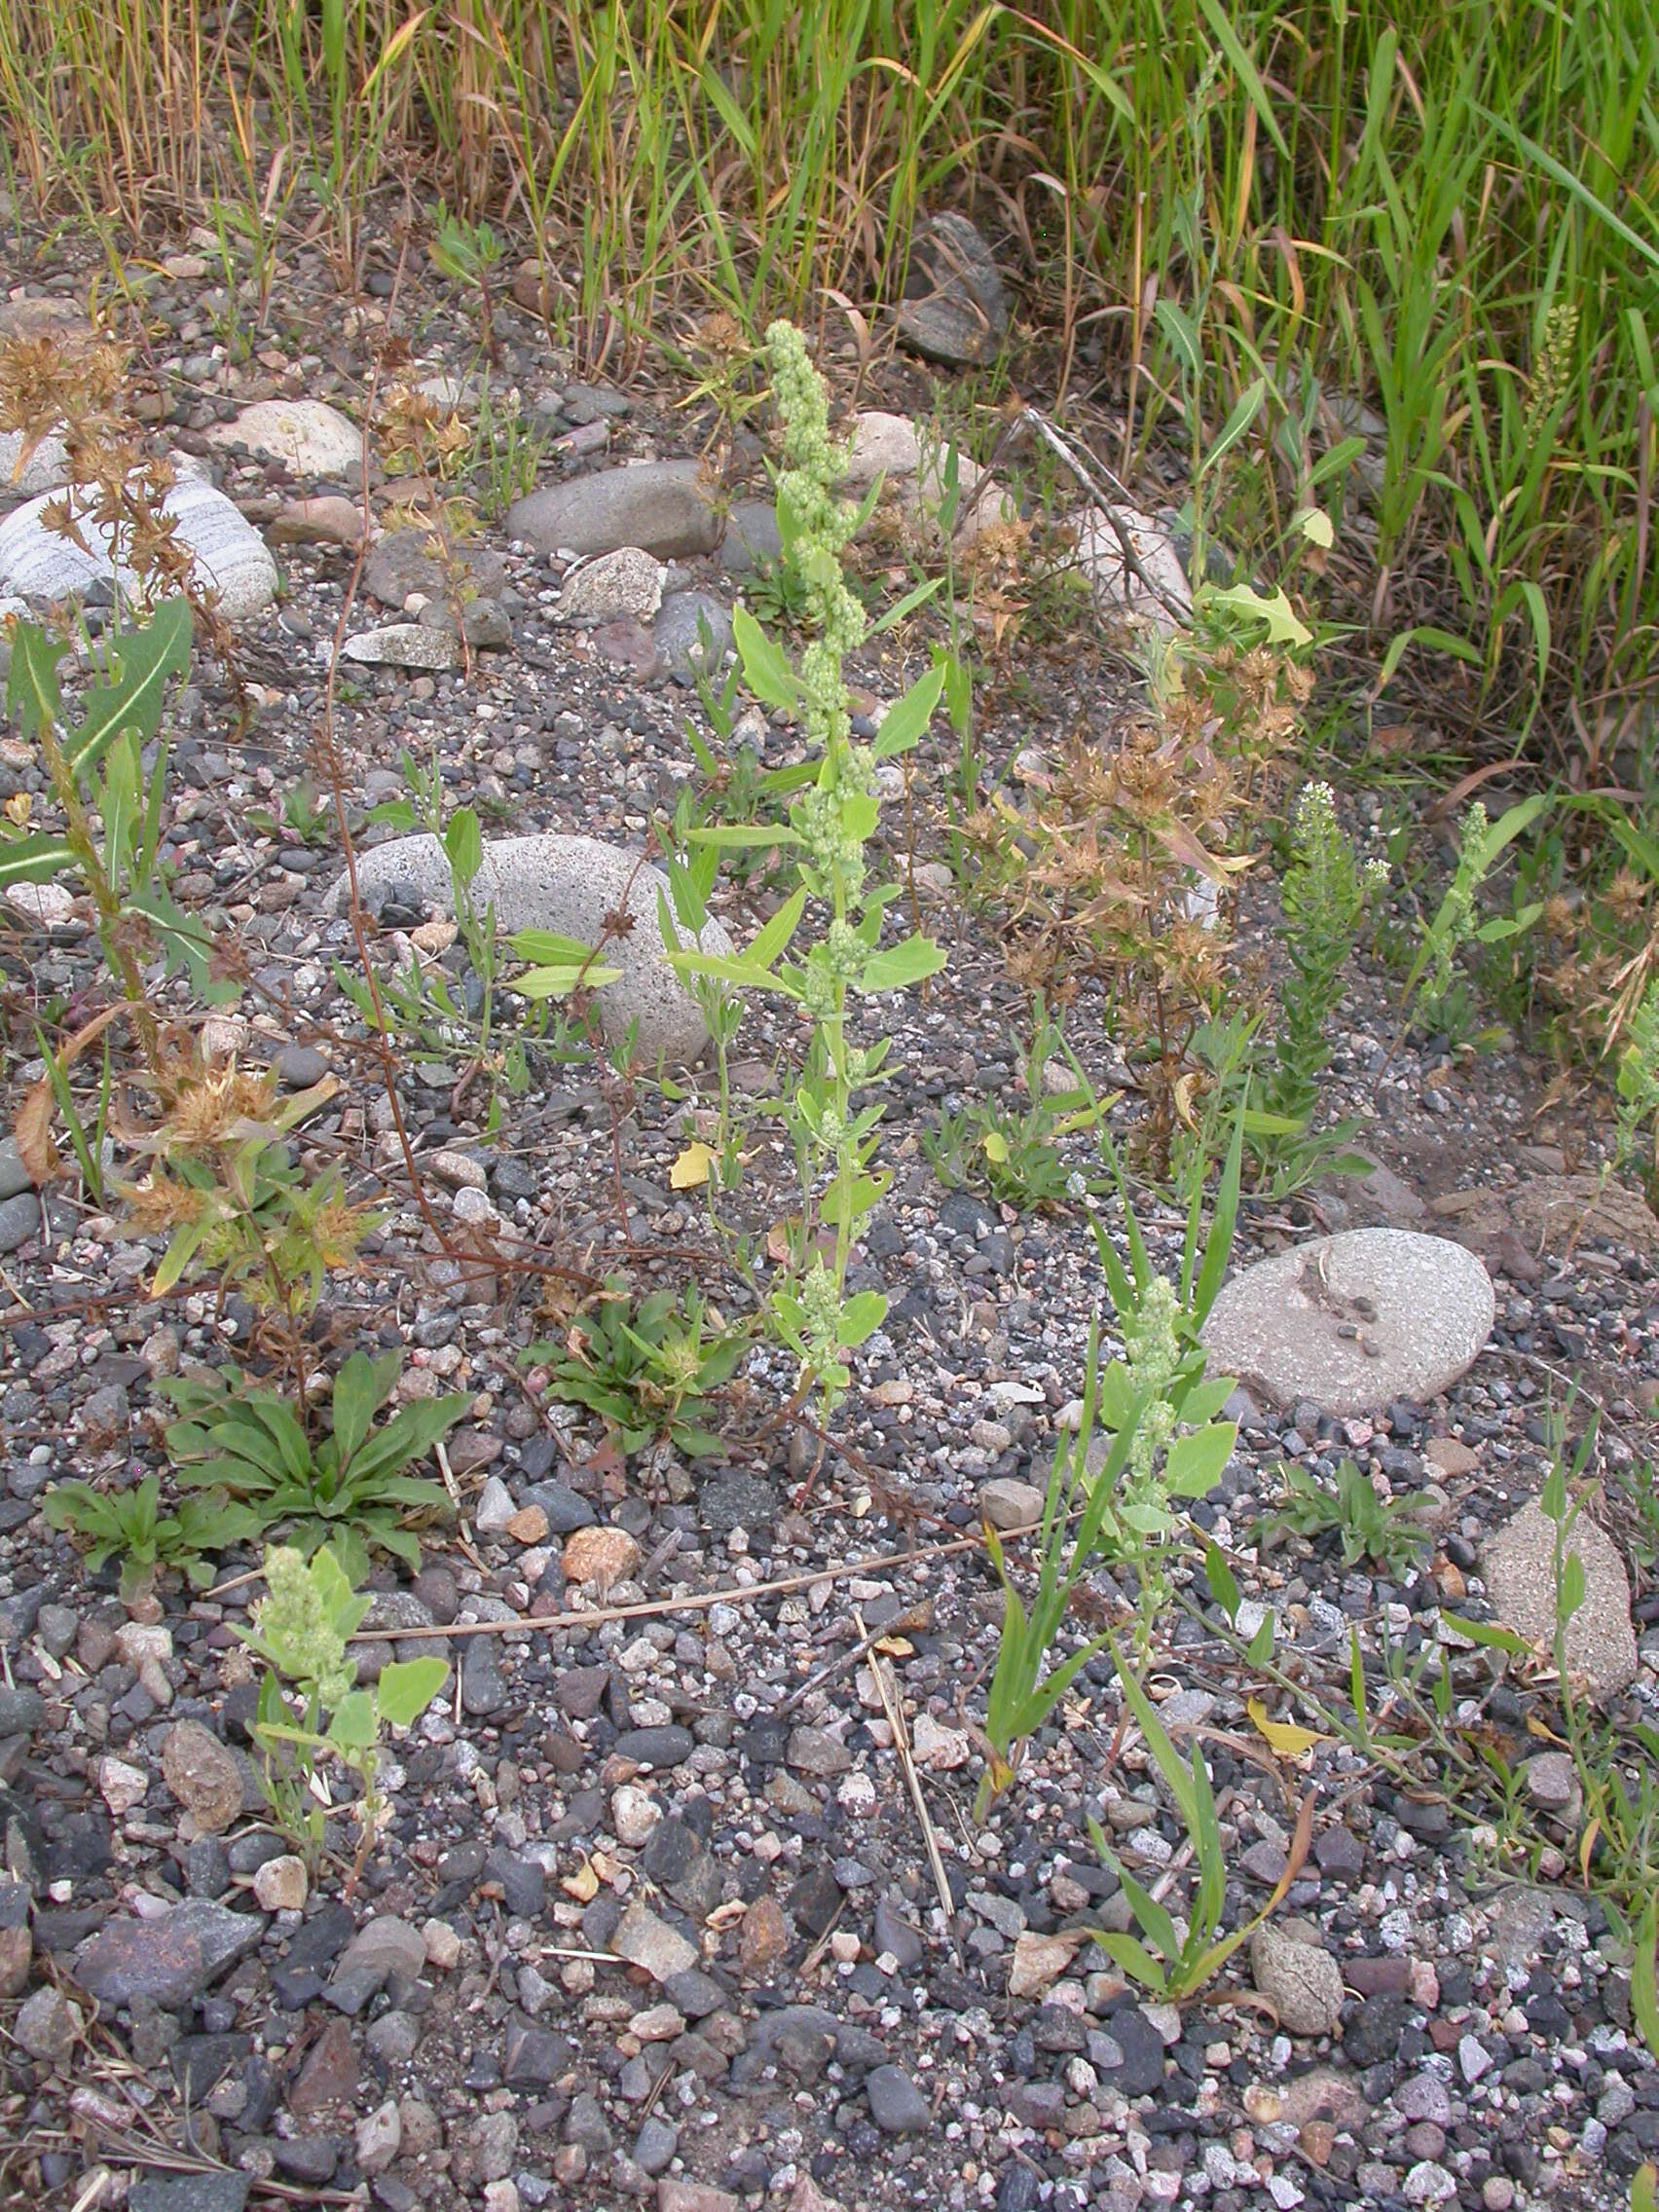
[
  {"left": 240, "top": 1543, "right": 449, "bottom": 1881},
  {"left": 668, "top": 319, "right": 946, "bottom": 1434}
]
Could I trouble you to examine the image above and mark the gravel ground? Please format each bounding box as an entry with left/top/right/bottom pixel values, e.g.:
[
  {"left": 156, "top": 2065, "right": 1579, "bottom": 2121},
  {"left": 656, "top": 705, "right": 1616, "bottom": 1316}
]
[{"left": 2, "top": 236, "right": 1658, "bottom": 2212}]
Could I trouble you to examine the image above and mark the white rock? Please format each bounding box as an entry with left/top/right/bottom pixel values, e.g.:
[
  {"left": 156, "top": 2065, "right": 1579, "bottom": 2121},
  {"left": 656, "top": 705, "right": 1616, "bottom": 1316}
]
[
  {"left": 340, "top": 622, "right": 460, "bottom": 671},
  {"left": 252, "top": 1854, "right": 309, "bottom": 1911},
  {"left": 1200, "top": 1230, "right": 1494, "bottom": 1417},
  {"left": 473, "top": 1475, "right": 518, "bottom": 1532},
  {"left": 206, "top": 398, "right": 363, "bottom": 478},
  {"left": 611, "top": 1784, "right": 662, "bottom": 1847},
  {"left": 556, "top": 544, "right": 665, "bottom": 623},
  {"left": 325, "top": 830, "right": 733, "bottom": 1064},
  {"left": 97, "top": 1755, "right": 149, "bottom": 1816},
  {"left": 910, "top": 1713, "right": 970, "bottom": 1770},
  {"left": 0, "top": 427, "right": 70, "bottom": 496},
  {"left": 356, "top": 2098, "right": 402, "bottom": 2175},
  {"left": 0, "top": 473, "right": 278, "bottom": 620},
  {"left": 1075, "top": 503, "right": 1192, "bottom": 630}
]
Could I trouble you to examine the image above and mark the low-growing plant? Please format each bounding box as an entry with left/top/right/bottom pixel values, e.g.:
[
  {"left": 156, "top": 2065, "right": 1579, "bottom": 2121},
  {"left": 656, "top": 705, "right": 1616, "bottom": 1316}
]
[
  {"left": 119, "top": 1060, "right": 373, "bottom": 1402},
  {"left": 923, "top": 994, "right": 1103, "bottom": 1213},
  {"left": 1260, "top": 1456, "right": 1433, "bottom": 1575},
  {"left": 1261, "top": 778, "right": 1388, "bottom": 1146},
  {"left": 1084, "top": 1107, "right": 1244, "bottom": 1647},
  {"left": 430, "top": 203, "right": 503, "bottom": 355},
  {"left": 527, "top": 1276, "right": 751, "bottom": 1458},
  {"left": 160, "top": 1350, "right": 464, "bottom": 1569},
  {"left": 43, "top": 1473, "right": 259, "bottom": 1605},
  {"left": 977, "top": 1323, "right": 1151, "bottom": 1814},
  {"left": 1088, "top": 1639, "right": 1312, "bottom": 2004},
  {"left": 240, "top": 1543, "right": 449, "bottom": 1881},
  {"left": 1404, "top": 795, "right": 1548, "bottom": 1037}
]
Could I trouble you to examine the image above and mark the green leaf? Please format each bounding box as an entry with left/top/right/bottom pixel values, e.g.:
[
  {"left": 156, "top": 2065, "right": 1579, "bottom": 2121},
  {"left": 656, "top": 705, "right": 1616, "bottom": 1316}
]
[
  {"left": 376, "top": 1655, "right": 450, "bottom": 1728},
  {"left": 0, "top": 829, "right": 78, "bottom": 887},
  {"left": 860, "top": 932, "right": 946, "bottom": 994},
  {"left": 683, "top": 822, "right": 802, "bottom": 849},
  {"left": 731, "top": 606, "right": 800, "bottom": 713},
  {"left": 5, "top": 623, "right": 67, "bottom": 742},
  {"left": 66, "top": 599, "right": 193, "bottom": 775},
  {"left": 835, "top": 1289, "right": 888, "bottom": 1347},
  {"left": 743, "top": 884, "right": 807, "bottom": 973},
  {"left": 331, "top": 1351, "right": 385, "bottom": 1469},
  {"left": 1088, "top": 1929, "right": 1172, "bottom": 1997},
  {"left": 871, "top": 660, "right": 947, "bottom": 759},
  {"left": 444, "top": 807, "right": 483, "bottom": 887},
  {"left": 326, "top": 1689, "right": 377, "bottom": 1751},
  {"left": 1198, "top": 377, "right": 1267, "bottom": 480},
  {"left": 1246, "top": 1615, "right": 1274, "bottom": 1665},
  {"left": 1195, "top": 0, "right": 1289, "bottom": 155},
  {"left": 1164, "top": 1421, "right": 1237, "bottom": 1498},
  {"left": 1203, "top": 1540, "right": 1239, "bottom": 1620},
  {"left": 1204, "top": 583, "right": 1311, "bottom": 648}
]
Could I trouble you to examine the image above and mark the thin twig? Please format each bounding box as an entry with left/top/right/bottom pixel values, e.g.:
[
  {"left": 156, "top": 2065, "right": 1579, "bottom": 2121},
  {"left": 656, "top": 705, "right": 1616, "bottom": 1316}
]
[
  {"left": 355, "top": 1530, "right": 986, "bottom": 1642},
  {"left": 859, "top": 1606, "right": 958, "bottom": 1949}
]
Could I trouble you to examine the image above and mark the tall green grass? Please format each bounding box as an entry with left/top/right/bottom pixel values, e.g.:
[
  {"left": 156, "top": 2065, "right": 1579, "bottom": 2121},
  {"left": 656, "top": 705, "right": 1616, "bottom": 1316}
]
[{"left": 1, "top": 1, "right": 1655, "bottom": 756}]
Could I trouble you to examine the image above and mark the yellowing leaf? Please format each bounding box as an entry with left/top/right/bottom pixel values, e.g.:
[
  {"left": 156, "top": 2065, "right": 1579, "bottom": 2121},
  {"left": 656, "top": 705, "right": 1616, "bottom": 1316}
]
[
  {"left": 561, "top": 1856, "right": 600, "bottom": 1902},
  {"left": 872, "top": 1635, "right": 914, "bottom": 1658},
  {"left": 4, "top": 793, "right": 30, "bottom": 826},
  {"left": 670, "top": 1140, "right": 716, "bottom": 1190},
  {"left": 981, "top": 1130, "right": 1009, "bottom": 1163},
  {"left": 1246, "top": 1696, "right": 1325, "bottom": 1758},
  {"left": 1292, "top": 506, "right": 1335, "bottom": 548}
]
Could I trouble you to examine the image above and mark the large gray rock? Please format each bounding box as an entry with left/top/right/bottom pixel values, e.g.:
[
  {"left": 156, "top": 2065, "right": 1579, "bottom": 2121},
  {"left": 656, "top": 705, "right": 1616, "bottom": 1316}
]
[
  {"left": 363, "top": 528, "right": 505, "bottom": 609},
  {"left": 326, "top": 831, "right": 732, "bottom": 1063},
  {"left": 556, "top": 545, "right": 665, "bottom": 624},
  {"left": 1250, "top": 1920, "right": 1346, "bottom": 2037},
  {"left": 1200, "top": 1230, "right": 1493, "bottom": 1417},
  {"left": 508, "top": 459, "right": 721, "bottom": 560},
  {"left": 1482, "top": 1498, "right": 1638, "bottom": 1698},
  {"left": 0, "top": 473, "right": 278, "bottom": 619},
  {"left": 897, "top": 212, "right": 1011, "bottom": 367},
  {"left": 205, "top": 398, "right": 362, "bottom": 478},
  {"left": 339, "top": 622, "right": 460, "bottom": 671},
  {"left": 1075, "top": 503, "right": 1192, "bottom": 630},
  {"left": 0, "top": 426, "right": 70, "bottom": 497},
  {"left": 74, "top": 1900, "right": 265, "bottom": 2010}
]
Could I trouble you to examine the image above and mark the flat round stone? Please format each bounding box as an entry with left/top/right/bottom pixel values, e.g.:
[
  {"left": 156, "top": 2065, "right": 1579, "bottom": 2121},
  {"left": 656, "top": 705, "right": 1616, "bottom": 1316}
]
[{"left": 1199, "top": 1229, "right": 1493, "bottom": 1417}]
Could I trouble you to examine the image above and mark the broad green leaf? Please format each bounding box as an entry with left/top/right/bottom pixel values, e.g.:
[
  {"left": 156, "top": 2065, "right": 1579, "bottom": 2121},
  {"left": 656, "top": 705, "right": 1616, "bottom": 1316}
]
[
  {"left": 67, "top": 599, "right": 193, "bottom": 774},
  {"left": 444, "top": 807, "right": 483, "bottom": 887},
  {"left": 5, "top": 623, "right": 67, "bottom": 741},
  {"left": 860, "top": 932, "right": 946, "bottom": 993},
  {"left": 870, "top": 660, "right": 947, "bottom": 759},
  {"left": 376, "top": 1655, "right": 450, "bottom": 1728},
  {"left": 731, "top": 606, "right": 800, "bottom": 713},
  {"left": 836, "top": 1289, "right": 888, "bottom": 1346},
  {"left": 1205, "top": 583, "right": 1311, "bottom": 648},
  {"left": 331, "top": 1351, "right": 383, "bottom": 1469},
  {"left": 1165, "top": 1421, "right": 1237, "bottom": 1498},
  {"left": 326, "top": 1688, "right": 377, "bottom": 1751},
  {"left": 0, "top": 830, "right": 78, "bottom": 886}
]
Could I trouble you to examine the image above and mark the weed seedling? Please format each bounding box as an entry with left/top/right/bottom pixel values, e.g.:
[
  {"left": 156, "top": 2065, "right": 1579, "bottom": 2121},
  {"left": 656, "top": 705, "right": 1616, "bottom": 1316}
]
[
  {"left": 527, "top": 1277, "right": 751, "bottom": 1458},
  {"left": 161, "top": 1351, "right": 464, "bottom": 1569},
  {"left": 44, "top": 1475, "right": 258, "bottom": 1605},
  {"left": 240, "top": 1543, "right": 449, "bottom": 1882},
  {"left": 1260, "top": 1457, "right": 1432, "bottom": 1575}
]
